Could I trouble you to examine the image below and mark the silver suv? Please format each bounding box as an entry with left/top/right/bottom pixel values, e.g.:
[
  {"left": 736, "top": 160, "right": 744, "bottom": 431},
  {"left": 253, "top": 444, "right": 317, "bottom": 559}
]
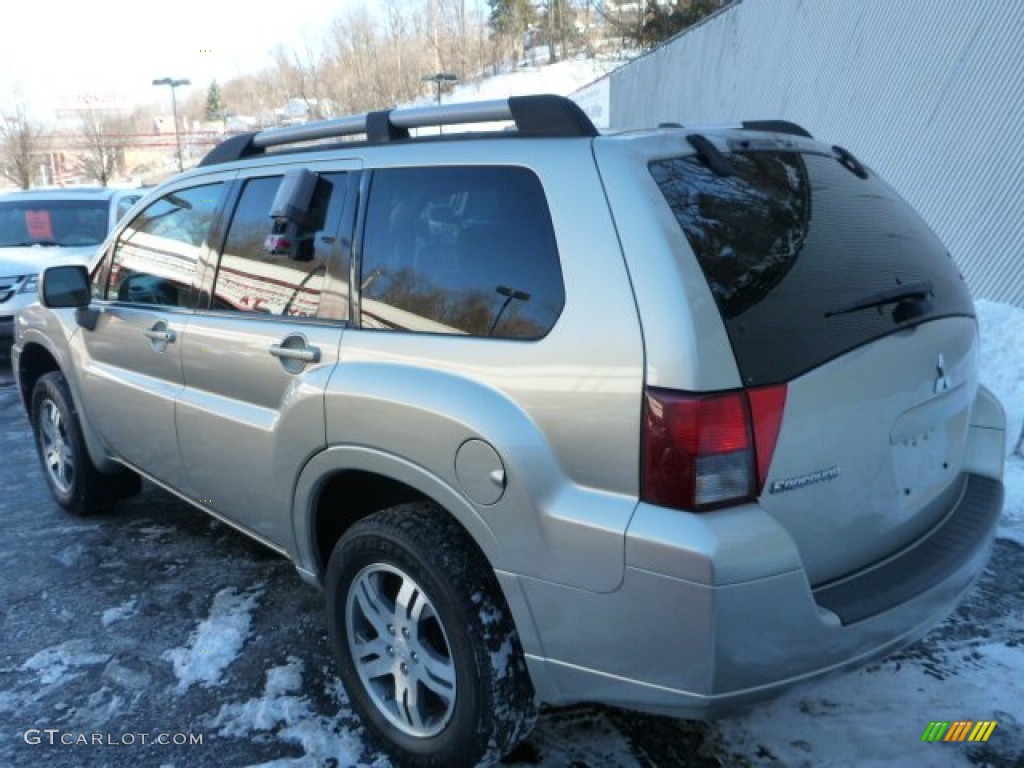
[{"left": 11, "top": 96, "right": 1005, "bottom": 767}]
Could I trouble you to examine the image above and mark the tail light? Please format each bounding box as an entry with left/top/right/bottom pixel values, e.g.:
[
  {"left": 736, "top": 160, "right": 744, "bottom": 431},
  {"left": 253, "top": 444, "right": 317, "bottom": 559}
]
[{"left": 641, "top": 385, "right": 787, "bottom": 511}]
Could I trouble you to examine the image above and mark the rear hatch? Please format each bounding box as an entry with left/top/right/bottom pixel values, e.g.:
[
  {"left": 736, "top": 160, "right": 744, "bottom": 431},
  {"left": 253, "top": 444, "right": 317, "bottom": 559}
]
[{"left": 647, "top": 139, "right": 977, "bottom": 585}]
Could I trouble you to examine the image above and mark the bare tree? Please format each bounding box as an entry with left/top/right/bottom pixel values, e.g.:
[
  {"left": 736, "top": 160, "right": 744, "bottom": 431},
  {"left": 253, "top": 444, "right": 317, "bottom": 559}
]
[
  {"left": 0, "top": 105, "right": 43, "bottom": 189},
  {"left": 76, "top": 110, "right": 131, "bottom": 186}
]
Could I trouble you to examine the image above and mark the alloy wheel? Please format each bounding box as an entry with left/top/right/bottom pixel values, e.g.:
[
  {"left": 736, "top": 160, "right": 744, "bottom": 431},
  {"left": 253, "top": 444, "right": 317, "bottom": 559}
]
[{"left": 345, "top": 563, "right": 457, "bottom": 738}]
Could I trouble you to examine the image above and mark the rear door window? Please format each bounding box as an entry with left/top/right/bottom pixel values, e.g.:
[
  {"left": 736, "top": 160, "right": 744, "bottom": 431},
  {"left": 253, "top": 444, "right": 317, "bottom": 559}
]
[
  {"left": 650, "top": 151, "right": 974, "bottom": 385},
  {"left": 210, "top": 173, "right": 346, "bottom": 318},
  {"left": 359, "top": 166, "right": 564, "bottom": 339}
]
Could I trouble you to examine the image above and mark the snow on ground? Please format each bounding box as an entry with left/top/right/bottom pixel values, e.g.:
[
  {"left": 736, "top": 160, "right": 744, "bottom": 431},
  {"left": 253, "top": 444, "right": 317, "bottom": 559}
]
[
  {"left": 403, "top": 56, "right": 618, "bottom": 108},
  {"left": 161, "top": 586, "right": 263, "bottom": 693},
  {"left": 714, "top": 640, "right": 1023, "bottom": 768},
  {"left": 209, "top": 657, "right": 383, "bottom": 768},
  {"left": 100, "top": 597, "right": 138, "bottom": 627},
  {"left": 18, "top": 640, "right": 110, "bottom": 688},
  {"left": 439, "top": 57, "right": 618, "bottom": 104}
]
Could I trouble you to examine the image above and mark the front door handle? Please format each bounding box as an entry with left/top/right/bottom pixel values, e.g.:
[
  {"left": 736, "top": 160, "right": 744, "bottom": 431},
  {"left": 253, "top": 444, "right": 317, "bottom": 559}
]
[
  {"left": 270, "top": 344, "right": 321, "bottom": 363},
  {"left": 143, "top": 328, "right": 176, "bottom": 343}
]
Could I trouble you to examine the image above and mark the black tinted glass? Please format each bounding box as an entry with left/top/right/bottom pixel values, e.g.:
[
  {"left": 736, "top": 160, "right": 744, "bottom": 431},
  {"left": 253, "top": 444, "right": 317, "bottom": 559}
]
[
  {"left": 360, "top": 166, "right": 564, "bottom": 339},
  {"left": 651, "top": 152, "right": 973, "bottom": 385},
  {"left": 212, "top": 173, "right": 344, "bottom": 317},
  {"left": 107, "top": 184, "right": 224, "bottom": 308}
]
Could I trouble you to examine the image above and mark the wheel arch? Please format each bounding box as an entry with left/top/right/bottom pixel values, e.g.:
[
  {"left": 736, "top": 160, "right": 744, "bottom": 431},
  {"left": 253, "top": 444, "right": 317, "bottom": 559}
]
[
  {"left": 16, "top": 340, "right": 61, "bottom": 416},
  {"left": 292, "top": 446, "right": 545, "bottom": 665},
  {"left": 294, "top": 445, "right": 503, "bottom": 582},
  {"left": 17, "top": 336, "right": 120, "bottom": 474}
]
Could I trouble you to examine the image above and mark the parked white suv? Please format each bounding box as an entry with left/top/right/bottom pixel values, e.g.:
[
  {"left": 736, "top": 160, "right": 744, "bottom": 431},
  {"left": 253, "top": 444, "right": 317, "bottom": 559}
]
[
  {"left": 12, "top": 96, "right": 1005, "bottom": 767},
  {"left": 0, "top": 187, "right": 144, "bottom": 347}
]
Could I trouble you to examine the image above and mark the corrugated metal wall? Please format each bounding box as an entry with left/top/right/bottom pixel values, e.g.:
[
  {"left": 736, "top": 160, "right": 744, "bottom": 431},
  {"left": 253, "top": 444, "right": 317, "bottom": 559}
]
[{"left": 581, "top": 0, "right": 1024, "bottom": 306}]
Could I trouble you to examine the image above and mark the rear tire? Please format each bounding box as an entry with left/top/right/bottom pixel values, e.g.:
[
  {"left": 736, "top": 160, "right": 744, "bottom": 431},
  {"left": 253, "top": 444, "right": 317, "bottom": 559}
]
[
  {"left": 325, "top": 502, "right": 537, "bottom": 767},
  {"left": 30, "top": 371, "right": 140, "bottom": 515}
]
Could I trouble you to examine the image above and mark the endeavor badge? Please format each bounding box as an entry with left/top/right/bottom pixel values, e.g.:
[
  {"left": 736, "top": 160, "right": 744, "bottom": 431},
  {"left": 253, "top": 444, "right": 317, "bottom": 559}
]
[{"left": 769, "top": 466, "right": 841, "bottom": 494}]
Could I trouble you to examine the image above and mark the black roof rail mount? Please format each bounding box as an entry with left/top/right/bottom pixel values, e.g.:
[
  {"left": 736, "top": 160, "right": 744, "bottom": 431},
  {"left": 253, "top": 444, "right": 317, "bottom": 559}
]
[
  {"left": 198, "top": 94, "right": 598, "bottom": 167},
  {"left": 686, "top": 133, "right": 733, "bottom": 177},
  {"left": 832, "top": 145, "right": 869, "bottom": 179},
  {"left": 741, "top": 120, "right": 813, "bottom": 139},
  {"left": 198, "top": 132, "right": 260, "bottom": 167}
]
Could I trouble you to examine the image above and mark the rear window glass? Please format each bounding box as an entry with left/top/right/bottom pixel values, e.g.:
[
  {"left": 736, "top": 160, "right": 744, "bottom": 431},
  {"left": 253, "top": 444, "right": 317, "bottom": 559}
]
[
  {"left": 650, "top": 151, "right": 974, "bottom": 385},
  {"left": 0, "top": 200, "right": 109, "bottom": 247}
]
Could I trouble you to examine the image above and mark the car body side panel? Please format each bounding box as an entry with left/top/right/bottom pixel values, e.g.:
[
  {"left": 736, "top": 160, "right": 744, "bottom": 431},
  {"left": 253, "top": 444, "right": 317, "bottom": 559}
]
[
  {"left": 592, "top": 134, "right": 742, "bottom": 392},
  {"left": 175, "top": 316, "right": 343, "bottom": 546},
  {"left": 320, "top": 360, "right": 638, "bottom": 593},
  {"left": 75, "top": 305, "right": 189, "bottom": 486},
  {"left": 13, "top": 308, "right": 120, "bottom": 474}
]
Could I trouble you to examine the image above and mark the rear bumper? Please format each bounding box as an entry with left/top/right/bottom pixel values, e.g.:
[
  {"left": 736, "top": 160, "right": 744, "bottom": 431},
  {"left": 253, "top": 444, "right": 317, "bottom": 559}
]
[{"left": 515, "top": 473, "right": 1002, "bottom": 717}]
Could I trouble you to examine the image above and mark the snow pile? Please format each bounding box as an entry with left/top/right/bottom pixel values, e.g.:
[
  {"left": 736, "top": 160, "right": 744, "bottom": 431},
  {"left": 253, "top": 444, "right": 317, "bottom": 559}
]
[
  {"left": 101, "top": 597, "right": 139, "bottom": 627},
  {"left": 19, "top": 640, "right": 110, "bottom": 687},
  {"left": 442, "top": 58, "right": 618, "bottom": 104},
  {"left": 977, "top": 300, "right": 1024, "bottom": 544},
  {"left": 209, "top": 658, "right": 383, "bottom": 768},
  {"left": 161, "top": 586, "right": 262, "bottom": 692}
]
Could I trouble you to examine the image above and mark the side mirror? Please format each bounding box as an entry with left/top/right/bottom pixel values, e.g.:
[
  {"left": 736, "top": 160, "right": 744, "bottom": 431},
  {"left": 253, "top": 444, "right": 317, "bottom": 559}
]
[
  {"left": 40, "top": 265, "right": 99, "bottom": 330},
  {"left": 40, "top": 264, "right": 90, "bottom": 308}
]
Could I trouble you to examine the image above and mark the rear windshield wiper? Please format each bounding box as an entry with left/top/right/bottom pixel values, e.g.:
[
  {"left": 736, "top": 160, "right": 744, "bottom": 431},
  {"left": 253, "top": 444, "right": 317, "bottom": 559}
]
[
  {"left": 825, "top": 280, "right": 934, "bottom": 318},
  {"left": 4, "top": 240, "right": 61, "bottom": 247}
]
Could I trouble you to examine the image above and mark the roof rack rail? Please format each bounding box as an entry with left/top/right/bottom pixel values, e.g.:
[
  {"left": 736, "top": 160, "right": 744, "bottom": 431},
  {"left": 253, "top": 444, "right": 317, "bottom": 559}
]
[
  {"left": 741, "top": 120, "right": 813, "bottom": 139},
  {"left": 199, "top": 94, "right": 598, "bottom": 167}
]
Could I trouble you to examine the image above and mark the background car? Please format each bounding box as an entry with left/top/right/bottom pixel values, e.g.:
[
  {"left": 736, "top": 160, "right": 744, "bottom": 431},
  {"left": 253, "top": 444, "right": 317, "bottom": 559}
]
[{"left": 0, "top": 186, "right": 144, "bottom": 349}]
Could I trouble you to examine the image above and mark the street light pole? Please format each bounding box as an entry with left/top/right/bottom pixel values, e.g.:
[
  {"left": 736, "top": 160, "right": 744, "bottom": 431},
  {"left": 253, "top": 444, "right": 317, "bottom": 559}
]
[
  {"left": 421, "top": 73, "right": 458, "bottom": 135},
  {"left": 152, "top": 77, "right": 191, "bottom": 172},
  {"left": 421, "top": 73, "right": 458, "bottom": 106}
]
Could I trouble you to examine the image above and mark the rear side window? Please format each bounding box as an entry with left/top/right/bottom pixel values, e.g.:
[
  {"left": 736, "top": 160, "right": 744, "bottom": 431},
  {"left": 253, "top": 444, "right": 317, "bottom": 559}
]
[
  {"left": 211, "top": 173, "right": 346, "bottom": 318},
  {"left": 359, "top": 166, "right": 564, "bottom": 339},
  {"left": 650, "top": 151, "right": 974, "bottom": 385}
]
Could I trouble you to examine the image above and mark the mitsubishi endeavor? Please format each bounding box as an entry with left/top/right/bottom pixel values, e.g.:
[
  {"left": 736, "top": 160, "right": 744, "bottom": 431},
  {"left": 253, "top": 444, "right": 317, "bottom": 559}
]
[{"left": 12, "top": 95, "right": 1005, "bottom": 767}]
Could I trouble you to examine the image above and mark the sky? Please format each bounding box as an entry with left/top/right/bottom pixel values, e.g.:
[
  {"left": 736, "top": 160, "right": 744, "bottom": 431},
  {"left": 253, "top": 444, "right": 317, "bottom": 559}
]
[{"left": 0, "top": 0, "right": 375, "bottom": 118}]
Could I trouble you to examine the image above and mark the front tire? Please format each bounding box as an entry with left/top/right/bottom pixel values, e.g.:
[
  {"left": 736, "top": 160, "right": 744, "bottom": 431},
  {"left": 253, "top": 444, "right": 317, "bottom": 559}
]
[
  {"left": 325, "top": 503, "right": 537, "bottom": 767},
  {"left": 30, "top": 371, "right": 139, "bottom": 515}
]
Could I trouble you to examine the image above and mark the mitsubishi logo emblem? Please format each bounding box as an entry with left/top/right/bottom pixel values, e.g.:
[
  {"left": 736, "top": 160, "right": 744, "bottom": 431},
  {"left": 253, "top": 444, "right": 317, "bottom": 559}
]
[{"left": 934, "top": 353, "right": 951, "bottom": 394}]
